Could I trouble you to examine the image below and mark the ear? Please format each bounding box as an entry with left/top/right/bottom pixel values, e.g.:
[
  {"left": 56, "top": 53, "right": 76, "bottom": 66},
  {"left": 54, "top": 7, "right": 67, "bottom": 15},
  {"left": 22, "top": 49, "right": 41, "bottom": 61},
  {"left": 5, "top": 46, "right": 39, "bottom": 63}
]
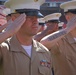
[
  {"left": 65, "top": 13, "right": 73, "bottom": 21},
  {"left": 65, "top": 15, "right": 70, "bottom": 21},
  {"left": 11, "top": 15, "right": 16, "bottom": 21}
]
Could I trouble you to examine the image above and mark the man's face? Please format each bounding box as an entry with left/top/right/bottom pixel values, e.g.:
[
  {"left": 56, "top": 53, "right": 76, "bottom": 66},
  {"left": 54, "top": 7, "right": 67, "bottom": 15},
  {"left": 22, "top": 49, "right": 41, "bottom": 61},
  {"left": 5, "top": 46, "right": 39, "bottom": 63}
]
[
  {"left": 64, "top": 12, "right": 73, "bottom": 21},
  {"left": 11, "top": 13, "right": 39, "bottom": 36},
  {"left": 46, "top": 22, "right": 59, "bottom": 31}
]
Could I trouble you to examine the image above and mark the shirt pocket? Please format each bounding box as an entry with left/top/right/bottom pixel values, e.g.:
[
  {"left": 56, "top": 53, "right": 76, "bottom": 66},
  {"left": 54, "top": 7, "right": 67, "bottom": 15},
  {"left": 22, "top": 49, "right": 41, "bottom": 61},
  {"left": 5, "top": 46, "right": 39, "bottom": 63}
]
[
  {"left": 65, "top": 53, "right": 73, "bottom": 62},
  {"left": 38, "top": 66, "right": 51, "bottom": 75}
]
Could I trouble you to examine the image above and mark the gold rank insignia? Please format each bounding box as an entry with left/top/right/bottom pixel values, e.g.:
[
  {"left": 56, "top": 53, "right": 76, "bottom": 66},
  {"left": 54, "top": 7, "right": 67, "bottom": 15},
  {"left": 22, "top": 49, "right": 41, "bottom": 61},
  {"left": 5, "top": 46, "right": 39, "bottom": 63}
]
[
  {"left": 34, "top": 0, "right": 38, "bottom": 2},
  {"left": 56, "top": 14, "right": 59, "bottom": 17},
  {"left": 13, "top": 10, "right": 17, "bottom": 13}
]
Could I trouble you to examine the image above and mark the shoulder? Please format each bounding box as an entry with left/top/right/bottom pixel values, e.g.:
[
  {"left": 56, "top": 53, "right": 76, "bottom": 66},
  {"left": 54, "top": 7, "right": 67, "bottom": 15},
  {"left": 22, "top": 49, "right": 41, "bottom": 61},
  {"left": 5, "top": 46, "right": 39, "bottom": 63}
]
[
  {"left": 0, "top": 37, "right": 11, "bottom": 50},
  {"left": 0, "top": 42, "right": 10, "bottom": 50},
  {"left": 33, "top": 39, "right": 51, "bottom": 55},
  {"left": 38, "top": 41, "right": 49, "bottom": 51}
]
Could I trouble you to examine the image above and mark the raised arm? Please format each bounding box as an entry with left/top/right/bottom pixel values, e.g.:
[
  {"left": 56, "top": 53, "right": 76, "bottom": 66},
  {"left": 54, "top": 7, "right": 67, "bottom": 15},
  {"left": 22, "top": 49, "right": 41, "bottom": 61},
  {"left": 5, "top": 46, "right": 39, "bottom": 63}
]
[
  {"left": 34, "top": 23, "right": 57, "bottom": 42},
  {"left": 40, "top": 16, "right": 76, "bottom": 49},
  {"left": 0, "top": 14, "right": 26, "bottom": 44},
  {"left": 0, "top": 22, "right": 9, "bottom": 32}
]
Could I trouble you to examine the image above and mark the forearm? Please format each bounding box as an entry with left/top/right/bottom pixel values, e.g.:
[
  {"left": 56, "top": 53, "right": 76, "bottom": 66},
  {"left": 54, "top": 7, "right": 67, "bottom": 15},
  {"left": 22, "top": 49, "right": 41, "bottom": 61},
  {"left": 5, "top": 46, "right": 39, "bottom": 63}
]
[
  {"left": 47, "top": 28, "right": 67, "bottom": 41},
  {"left": 40, "top": 28, "right": 67, "bottom": 49},
  {"left": 34, "top": 29, "right": 53, "bottom": 42},
  {"left": 0, "top": 31, "right": 11, "bottom": 44},
  {"left": 0, "top": 24, "right": 7, "bottom": 32},
  {"left": 40, "top": 16, "right": 76, "bottom": 49}
]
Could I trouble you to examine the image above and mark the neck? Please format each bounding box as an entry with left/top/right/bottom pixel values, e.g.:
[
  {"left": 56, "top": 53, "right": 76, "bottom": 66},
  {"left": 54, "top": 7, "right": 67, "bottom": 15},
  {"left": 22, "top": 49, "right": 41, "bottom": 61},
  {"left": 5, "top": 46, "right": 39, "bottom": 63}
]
[{"left": 16, "top": 33, "right": 33, "bottom": 46}]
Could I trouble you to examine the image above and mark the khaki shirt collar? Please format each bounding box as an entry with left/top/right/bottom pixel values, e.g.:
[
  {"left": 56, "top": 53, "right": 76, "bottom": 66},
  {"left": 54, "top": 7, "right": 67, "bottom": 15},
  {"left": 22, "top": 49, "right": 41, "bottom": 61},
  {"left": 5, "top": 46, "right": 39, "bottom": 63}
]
[
  {"left": 10, "top": 35, "right": 26, "bottom": 53},
  {"left": 32, "top": 39, "right": 47, "bottom": 53},
  {"left": 10, "top": 36, "right": 46, "bottom": 53}
]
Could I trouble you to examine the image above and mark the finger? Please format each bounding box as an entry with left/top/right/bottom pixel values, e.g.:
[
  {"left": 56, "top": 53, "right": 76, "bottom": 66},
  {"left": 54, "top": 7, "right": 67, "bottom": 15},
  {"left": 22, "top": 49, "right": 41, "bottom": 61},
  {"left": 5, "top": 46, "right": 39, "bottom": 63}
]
[
  {"left": 15, "top": 15, "right": 26, "bottom": 26},
  {"left": 13, "top": 13, "right": 26, "bottom": 23},
  {"left": 14, "top": 15, "right": 26, "bottom": 26},
  {"left": 12, "top": 14, "right": 26, "bottom": 26},
  {"left": 8, "top": 19, "right": 13, "bottom": 24}
]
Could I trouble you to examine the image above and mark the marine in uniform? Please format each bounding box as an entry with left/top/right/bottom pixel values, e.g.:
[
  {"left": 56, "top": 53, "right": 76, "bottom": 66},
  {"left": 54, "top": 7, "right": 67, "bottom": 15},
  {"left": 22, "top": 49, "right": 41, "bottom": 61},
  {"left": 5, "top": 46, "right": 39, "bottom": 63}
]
[
  {"left": 40, "top": 1, "right": 76, "bottom": 75},
  {"left": 0, "top": 0, "right": 52, "bottom": 75}
]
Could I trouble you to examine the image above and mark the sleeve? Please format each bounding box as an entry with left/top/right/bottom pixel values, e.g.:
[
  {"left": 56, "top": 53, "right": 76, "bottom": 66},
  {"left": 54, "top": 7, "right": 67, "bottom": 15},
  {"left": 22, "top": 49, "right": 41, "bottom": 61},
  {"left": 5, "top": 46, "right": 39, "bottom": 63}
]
[
  {"left": 0, "top": 46, "right": 2, "bottom": 61},
  {"left": 0, "top": 42, "right": 9, "bottom": 61}
]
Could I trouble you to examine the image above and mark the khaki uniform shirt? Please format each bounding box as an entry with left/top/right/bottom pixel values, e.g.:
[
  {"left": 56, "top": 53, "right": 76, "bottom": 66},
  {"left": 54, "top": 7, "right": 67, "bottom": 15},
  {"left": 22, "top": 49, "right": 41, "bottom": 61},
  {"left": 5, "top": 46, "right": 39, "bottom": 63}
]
[
  {"left": 51, "top": 33, "right": 76, "bottom": 75},
  {"left": 0, "top": 36, "right": 52, "bottom": 75}
]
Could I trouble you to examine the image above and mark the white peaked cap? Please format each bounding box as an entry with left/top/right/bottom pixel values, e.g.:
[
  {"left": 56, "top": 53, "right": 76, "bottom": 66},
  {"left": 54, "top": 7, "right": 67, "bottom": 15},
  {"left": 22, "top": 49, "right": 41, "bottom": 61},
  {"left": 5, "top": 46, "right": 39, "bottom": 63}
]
[
  {"left": 0, "top": 5, "right": 6, "bottom": 16},
  {"left": 3, "top": 8, "right": 11, "bottom": 15},
  {"left": 38, "top": 18, "right": 45, "bottom": 23},
  {"left": 60, "top": 0, "right": 76, "bottom": 12},
  {"left": 4, "top": 0, "right": 45, "bottom": 13},
  {"left": 44, "top": 13, "right": 61, "bottom": 22}
]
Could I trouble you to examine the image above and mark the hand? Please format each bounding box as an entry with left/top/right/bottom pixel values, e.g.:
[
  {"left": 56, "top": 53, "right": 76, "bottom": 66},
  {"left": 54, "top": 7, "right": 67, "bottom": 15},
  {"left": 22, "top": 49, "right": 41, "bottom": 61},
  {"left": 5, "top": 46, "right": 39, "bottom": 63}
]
[
  {"left": 66, "top": 15, "right": 76, "bottom": 33},
  {"left": 5, "top": 13, "right": 26, "bottom": 37},
  {"left": 46, "top": 23, "right": 58, "bottom": 34}
]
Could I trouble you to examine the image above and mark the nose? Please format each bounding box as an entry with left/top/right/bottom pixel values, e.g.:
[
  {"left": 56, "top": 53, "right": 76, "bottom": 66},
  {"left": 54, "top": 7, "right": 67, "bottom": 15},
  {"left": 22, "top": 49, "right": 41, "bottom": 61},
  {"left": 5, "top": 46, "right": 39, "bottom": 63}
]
[{"left": 32, "top": 16, "right": 38, "bottom": 24}]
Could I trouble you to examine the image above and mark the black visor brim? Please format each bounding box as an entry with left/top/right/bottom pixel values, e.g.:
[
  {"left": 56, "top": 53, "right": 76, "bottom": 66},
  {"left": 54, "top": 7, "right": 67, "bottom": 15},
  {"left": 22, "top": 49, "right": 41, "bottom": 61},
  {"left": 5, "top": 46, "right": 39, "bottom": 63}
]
[{"left": 16, "top": 9, "right": 44, "bottom": 18}]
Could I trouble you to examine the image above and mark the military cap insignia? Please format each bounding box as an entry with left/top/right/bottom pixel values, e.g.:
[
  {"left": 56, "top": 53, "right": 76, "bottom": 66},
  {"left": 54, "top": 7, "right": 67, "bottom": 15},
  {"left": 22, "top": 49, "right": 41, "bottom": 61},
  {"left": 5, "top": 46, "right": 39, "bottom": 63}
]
[
  {"left": 34, "top": 0, "right": 38, "bottom": 2},
  {"left": 56, "top": 14, "right": 59, "bottom": 17},
  {"left": 13, "top": 10, "right": 17, "bottom": 13}
]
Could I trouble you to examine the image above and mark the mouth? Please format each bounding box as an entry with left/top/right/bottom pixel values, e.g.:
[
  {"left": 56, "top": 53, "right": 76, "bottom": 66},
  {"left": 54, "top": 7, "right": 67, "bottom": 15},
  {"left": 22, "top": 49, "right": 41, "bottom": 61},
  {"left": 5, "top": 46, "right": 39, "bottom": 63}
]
[
  {"left": 32, "top": 26, "right": 38, "bottom": 29},
  {"left": 32, "top": 24, "right": 38, "bottom": 29}
]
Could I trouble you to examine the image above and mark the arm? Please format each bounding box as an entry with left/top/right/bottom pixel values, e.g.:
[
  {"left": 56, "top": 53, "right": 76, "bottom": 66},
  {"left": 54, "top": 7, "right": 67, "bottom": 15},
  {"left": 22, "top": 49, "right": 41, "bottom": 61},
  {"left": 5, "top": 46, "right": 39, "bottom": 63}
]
[
  {"left": 0, "top": 23, "right": 8, "bottom": 32},
  {"left": 34, "top": 23, "right": 57, "bottom": 42},
  {"left": 0, "top": 14, "right": 26, "bottom": 44},
  {"left": 40, "top": 29, "right": 66, "bottom": 49},
  {"left": 34, "top": 29, "right": 51, "bottom": 42},
  {"left": 40, "top": 16, "right": 76, "bottom": 49}
]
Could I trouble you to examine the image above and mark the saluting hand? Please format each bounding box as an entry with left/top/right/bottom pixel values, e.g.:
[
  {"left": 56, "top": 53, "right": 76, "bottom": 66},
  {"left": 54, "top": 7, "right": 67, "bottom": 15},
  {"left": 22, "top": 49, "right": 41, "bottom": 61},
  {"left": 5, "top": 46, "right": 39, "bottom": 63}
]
[
  {"left": 5, "top": 13, "right": 26, "bottom": 37},
  {"left": 66, "top": 15, "right": 76, "bottom": 33}
]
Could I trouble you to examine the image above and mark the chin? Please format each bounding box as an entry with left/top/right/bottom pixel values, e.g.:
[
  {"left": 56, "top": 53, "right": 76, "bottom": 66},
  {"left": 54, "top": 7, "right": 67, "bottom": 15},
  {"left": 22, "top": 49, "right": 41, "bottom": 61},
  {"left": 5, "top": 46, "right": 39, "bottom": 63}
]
[{"left": 32, "top": 33, "right": 37, "bottom": 36}]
